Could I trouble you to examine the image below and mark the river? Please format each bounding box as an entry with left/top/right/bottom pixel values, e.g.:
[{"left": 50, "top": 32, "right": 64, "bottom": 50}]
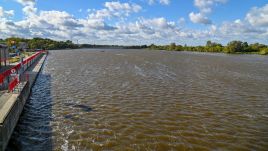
[{"left": 7, "top": 49, "right": 268, "bottom": 150}]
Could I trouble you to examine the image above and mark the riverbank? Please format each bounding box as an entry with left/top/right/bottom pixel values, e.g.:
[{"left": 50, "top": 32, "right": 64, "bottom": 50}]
[
  {"left": 149, "top": 48, "right": 268, "bottom": 56},
  {"left": 0, "top": 53, "right": 47, "bottom": 151},
  {"left": 149, "top": 41, "right": 268, "bottom": 55}
]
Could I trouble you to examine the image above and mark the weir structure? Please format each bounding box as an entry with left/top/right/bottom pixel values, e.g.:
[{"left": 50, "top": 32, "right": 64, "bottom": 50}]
[{"left": 0, "top": 51, "right": 47, "bottom": 151}]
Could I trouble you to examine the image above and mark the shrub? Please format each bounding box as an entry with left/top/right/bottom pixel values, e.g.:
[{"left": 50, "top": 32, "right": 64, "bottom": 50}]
[{"left": 259, "top": 48, "right": 268, "bottom": 55}]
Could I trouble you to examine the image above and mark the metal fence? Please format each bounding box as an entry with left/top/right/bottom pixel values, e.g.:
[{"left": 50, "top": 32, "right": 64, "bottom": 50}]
[{"left": 0, "top": 51, "right": 46, "bottom": 93}]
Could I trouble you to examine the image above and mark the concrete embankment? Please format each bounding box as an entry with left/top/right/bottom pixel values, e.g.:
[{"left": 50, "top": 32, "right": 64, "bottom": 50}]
[{"left": 0, "top": 53, "right": 47, "bottom": 151}]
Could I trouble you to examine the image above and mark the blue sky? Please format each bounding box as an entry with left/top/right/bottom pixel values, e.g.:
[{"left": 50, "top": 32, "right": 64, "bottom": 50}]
[{"left": 0, "top": 0, "right": 268, "bottom": 45}]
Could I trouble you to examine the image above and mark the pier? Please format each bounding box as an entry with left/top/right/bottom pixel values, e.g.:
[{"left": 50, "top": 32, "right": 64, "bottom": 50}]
[{"left": 0, "top": 51, "right": 47, "bottom": 151}]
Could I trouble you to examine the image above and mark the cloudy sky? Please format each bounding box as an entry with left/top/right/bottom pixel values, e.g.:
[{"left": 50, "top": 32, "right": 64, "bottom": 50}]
[{"left": 0, "top": 0, "right": 268, "bottom": 45}]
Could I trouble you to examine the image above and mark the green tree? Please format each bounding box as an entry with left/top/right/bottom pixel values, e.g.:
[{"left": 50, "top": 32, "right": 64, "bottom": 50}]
[
  {"left": 206, "top": 40, "right": 212, "bottom": 47},
  {"left": 169, "top": 43, "right": 176, "bottom": 50},
  {"left": 225, "top": 41, "right": 243, "bottom": 53}
]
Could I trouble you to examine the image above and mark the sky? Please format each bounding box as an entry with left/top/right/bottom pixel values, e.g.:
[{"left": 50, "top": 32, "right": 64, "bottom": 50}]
[{"left": 0, "top": 0, "right": 268, "bottom": 45}]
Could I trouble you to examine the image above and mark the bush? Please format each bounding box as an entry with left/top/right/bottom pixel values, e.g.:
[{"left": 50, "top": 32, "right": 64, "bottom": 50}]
[
  {"left": 223, "top": 47, "right": 233, "bottom": 53},
  {"left": 259, "top": 48, "right": 268, "bottom": 55}
]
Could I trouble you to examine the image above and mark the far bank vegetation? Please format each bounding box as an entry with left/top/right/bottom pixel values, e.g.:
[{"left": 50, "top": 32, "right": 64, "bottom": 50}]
[{"left": 149, "top": 41, "right": 268, "bottom": 55}]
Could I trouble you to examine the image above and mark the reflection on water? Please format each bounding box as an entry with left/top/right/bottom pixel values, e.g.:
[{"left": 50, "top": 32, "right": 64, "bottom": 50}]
[{"left": 9, "top": 49, "right": 268, "bottom": 150}]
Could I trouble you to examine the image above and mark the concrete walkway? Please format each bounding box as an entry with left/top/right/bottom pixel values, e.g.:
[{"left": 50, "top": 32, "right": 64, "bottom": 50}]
[{"left": 0, "top": 54, "right": 46, "bottom": 123}]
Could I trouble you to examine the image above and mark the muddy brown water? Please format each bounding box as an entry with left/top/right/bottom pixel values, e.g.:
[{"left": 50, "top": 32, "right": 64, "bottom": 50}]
[{"left": 8, "top": 49, "right": 268, "bottom": 150}]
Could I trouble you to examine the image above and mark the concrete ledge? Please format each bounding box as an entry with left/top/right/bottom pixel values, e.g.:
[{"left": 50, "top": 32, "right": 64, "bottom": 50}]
[
  {"left": 0, "top": 93, "right": 19, "bottom": 124},
  {"left": 0, "top": 54, "right": 47, "bottom": 151}
]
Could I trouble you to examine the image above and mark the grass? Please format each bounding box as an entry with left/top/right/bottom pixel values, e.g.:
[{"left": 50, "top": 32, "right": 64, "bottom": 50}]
[
  {"left": 9, "top": 57, "right": 20, "bottom": 64},
  {"left": 8, "top": 52, "right": 36, "bottom": 64}
]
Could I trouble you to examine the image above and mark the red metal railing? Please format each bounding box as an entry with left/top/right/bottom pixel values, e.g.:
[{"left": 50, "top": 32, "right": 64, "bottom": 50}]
[
  {"left": 8, "top": 76, "right": 19, "bottom": 92},
  {"left": 0, "top": 50, "right": 45, "bottom": 85}
]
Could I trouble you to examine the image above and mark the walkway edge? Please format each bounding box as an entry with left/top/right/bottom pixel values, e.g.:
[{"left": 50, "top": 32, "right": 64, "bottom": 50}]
[{"left": 0, "top": 53, "right": 48, "bottom": 151}]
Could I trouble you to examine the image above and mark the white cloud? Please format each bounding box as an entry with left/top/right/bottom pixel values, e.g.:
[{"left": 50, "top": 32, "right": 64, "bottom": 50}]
[
  {"left": 4, "top": 10, "right": 15, "bottom": 17},
  {"left": 219, "top": 21, "right": 265, "bottom": 36},
  {"left": 104, "top": 1, "right": 141, "bottom": 12},
  {"left": 89, "top": 2, "right": 142, "bottom": 20},
  {"left": 190, "top": 15, "right": 265, "bottom": 44},
  {"left": 16, "top": 0, "right": 37, "bottom": 16},
  {"left": 110, "top": 17, "right": 182, "bottom": 44},
  {"left": 189, "top": 12, "right": 211, "bottom": 24},
  {"left": 215, "top": 4, "right": 268, "bottom": 42},
  {"left": 178, "top": 17, "right": 186, "bottom": 26},
  {"left": 140, "top": 17, "right": 176, "bottom": 29},
  {"left": 1, "top": 8, "right": 266, "bottom": 45},
  {"left": 246, "top": 4, "right": 268, "bottom": 27},
  {"left": 89, "top": 9, "right": 111, "bottom": 20},
  {"left": 0, "top": 10, "right": 85, "bottom": 39},
  {"left": 22, "top": 5, "right": 37, "bottom": 16},
  {"left": 194, "top": 0, "right": 227, "bottom": 13},
  {"left": 16, "top": 0, "right": 35, "bottom": 6},
  {"left": 1, "top": 1, "right": 268, "bottom": 45},
  {"left": 160, "top": 0, "right": 170, "bottom": 5},
  {"left": 0, "top": 7, "right": 3, "bottom": 17},
  {"left": 0, "top": 6, "right": 15, "bottom": 18},
  {"left": 148, "top": 0, "right": 170, "bottom": 5},
  {"left": 190, "top": 0, "right": 227, "bottom": 25},
  {"left": 210, "top": 25, "right": 217, "bottom": 34}
]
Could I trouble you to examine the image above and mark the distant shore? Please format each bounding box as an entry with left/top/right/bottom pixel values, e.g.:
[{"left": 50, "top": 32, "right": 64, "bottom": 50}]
[
  {"left": 149, "top": 48, "right": 268, "bottom": 55},
  {"left": 1, "top": 38, "right": 267, "bottom": 55},
  {"left": 148, "top": 41, "right": 268, "bottom": 55}
]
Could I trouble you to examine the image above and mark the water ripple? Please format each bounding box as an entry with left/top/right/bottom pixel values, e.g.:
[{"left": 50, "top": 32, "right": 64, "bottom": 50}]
[{"left": 8, "top": 49, "right": 268, "bottom": 151}]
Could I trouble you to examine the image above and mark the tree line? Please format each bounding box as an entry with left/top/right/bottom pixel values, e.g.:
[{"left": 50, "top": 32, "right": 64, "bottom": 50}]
[
  {"left": 0, "top": 37, "right": 79, "bottom": 51},
  {"left": 0, "top": 37, "right": 148, "bottom": 50},
  {"left": 149, "top": 41, "right": 268, "bottom": 55},
  {"left": 0, "top": 37, "right": 267, "bottom": 55}
]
